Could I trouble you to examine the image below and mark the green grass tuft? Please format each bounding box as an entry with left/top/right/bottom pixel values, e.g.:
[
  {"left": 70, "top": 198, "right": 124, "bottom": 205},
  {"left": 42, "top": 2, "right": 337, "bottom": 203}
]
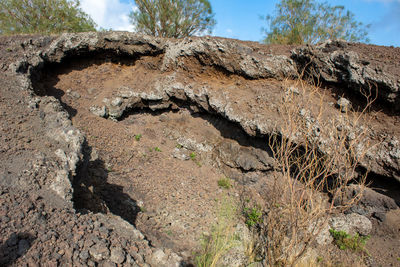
[
  {"left": 217, "top": 177, "right": 232, "bottom": 189},
  {"left": 244, "top": 207, "right": 263, "bottom": 228},
  {"left": 195, "top": 196, "right": 240, "bottom": 267},
  {"left": 329, "top": 229, "right": 369, "bottom": 253}
]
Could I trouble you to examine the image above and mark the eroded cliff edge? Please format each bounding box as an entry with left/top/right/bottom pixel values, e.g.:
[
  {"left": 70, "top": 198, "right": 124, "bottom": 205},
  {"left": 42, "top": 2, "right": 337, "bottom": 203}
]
[{"left": 1, "top": 32, "right": 399, "bottom": 266}]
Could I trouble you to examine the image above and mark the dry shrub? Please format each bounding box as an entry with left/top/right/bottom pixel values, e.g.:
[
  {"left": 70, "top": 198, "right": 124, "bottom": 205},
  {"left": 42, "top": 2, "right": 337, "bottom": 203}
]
[
  {"left": 195, "top": 196, "right": 240, "bottom": 267},
  {"left": 259, "top": 78, "right": 377, "bottom": 266}
]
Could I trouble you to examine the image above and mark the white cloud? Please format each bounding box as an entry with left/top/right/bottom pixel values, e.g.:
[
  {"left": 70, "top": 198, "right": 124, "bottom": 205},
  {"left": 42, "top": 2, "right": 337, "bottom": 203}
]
[{"left": 80, "top": 0, "right": 136, "bottom": 31}]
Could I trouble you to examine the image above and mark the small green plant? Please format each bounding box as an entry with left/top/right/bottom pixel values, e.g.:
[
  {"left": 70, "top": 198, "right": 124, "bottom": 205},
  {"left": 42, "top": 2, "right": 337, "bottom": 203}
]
[
  {"left": 244, "top": 207, "right": 263, "bottom": 228},
  {"left": 154, "top": 147, "right": 162, "bottom": 152},
  {"left": 329, "top": 229, "right": 370, "bottom": 253},
  {"left": 397, "top": 257, "right": 400, "bottom": 261},
  {"left": 134, "top": 134, "right": 142, "bottom": 141},
  {"left": 217, "top": 177, "right": 232, "bottom": 189},
  {"left": 176, "top": 144, "right": 183, "bottom": 149},
  {"left": 316, "top": 256, "right": 323, "bottom": 263},
  {"left": 189, "top": 151, "right": 202, "bottom": 167},
  {"left": 106, "top": 166, "right": 113, "bottom": 172},
  {"left": 166, "top": 230, "right": 173, "bottom": 236},
  {"left": 6, "top": 47, "right": 12, "bottom": 52},
  {"left": 139, "top": 206, "right": 147, "bottom": 212}
]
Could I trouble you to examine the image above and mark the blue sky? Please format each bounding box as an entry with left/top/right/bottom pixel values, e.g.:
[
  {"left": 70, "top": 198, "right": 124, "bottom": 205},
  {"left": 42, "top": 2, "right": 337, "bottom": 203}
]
[{"left": 80, "top": 0, "right": 400, "bottom": 47}]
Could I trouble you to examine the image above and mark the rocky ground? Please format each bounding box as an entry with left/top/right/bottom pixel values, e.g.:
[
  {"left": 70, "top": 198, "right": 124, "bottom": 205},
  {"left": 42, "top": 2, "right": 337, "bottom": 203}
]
[{"left": 0, "top": 32, "right": 399, "bottom": 266}]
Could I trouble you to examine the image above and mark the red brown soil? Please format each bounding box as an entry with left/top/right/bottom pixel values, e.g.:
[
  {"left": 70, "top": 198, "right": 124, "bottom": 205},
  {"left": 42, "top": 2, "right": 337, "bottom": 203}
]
[
  {"left": 40, "top": 57, "right": 278, "bottom": 258},
  {"left": 1, "top": 34, "right": 399, "bottom": 266}
]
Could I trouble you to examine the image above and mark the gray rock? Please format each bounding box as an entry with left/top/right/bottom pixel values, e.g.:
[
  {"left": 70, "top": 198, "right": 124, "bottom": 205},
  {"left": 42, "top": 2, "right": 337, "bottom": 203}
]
[
  {"left": 68, "top": 90, "right": 81, "bottom": 99},
  {"left": 17, "top": 239, "right": 30, "bottom": 256},
  {"left": 342, "top": 185, "right": 398, "bottom": 215},
  {"left": 329, "top": 213, "right": 372, "bottom": 236},
  {"left": 220, "top": 223, "right": 251, "bottom": 267},
  {"left": 172, "top": 147, "right": 190, "bottom": 161},
  {"left": 89, "top": 105, "right": 108, "bottom": 118},
  {"left": 337, "top": 97, "right": 351, "bottom": 113},
  {"left": 125, "top": 254, "right": 138, "bottom": 266},
  {"left": 217, "top": 140, "right": 274, "bottom": 171},
  {"left": 79, "top": 250, "right": 90, "bottom": 261},
  {"left": 7, "top": 233, "right": 18, "bottom": 246},
  {"left": 150, "top": 249, "right": 167, "bottom": 266},
  {"left": 292, "top": 39, "right": 400, "bottom": 111},
  {"left": 100, "top": 261, "right": 116, "bottom": 267},
  {"left": 111, "top": 97, "right": 123, "bottom": 107},
  {"left": 87, "top": 87, "right": 96, "bottom": 94},
  {"left": 89, "top": 241, "right": 110, "bottom": 261},
  {"left": 110, "top": 247, "right": 126, "bottom": 264}
]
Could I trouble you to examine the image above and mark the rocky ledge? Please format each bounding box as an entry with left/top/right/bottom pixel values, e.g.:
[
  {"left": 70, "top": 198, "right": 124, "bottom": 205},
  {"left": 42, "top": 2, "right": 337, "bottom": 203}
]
[{"left": 1, "top": 32, "right": 399, "bottom": 266}]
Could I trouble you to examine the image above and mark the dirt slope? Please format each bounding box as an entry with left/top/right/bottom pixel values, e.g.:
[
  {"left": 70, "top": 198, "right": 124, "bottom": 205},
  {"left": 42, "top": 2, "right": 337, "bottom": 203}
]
[{"left": 0, "top": 32, "right": 399, "bottom": 266}]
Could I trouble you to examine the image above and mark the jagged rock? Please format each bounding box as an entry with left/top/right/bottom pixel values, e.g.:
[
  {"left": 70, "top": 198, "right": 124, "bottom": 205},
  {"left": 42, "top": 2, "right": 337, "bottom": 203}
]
[
  {"left": 89, "top": 241, "right": 110, "bottom": 261},
  {"left": 329, "top": 213, "right": 372, "bottom": 236},
  {"left": 90, "top": 105, "right": 108, "bottom": 118},
  {"left": 2, "top": 32, "right": 400, "bottom": 267},
  {"left": 217, "top": 140, "right": 274, "bottom": 171},
  {"left": 337, "top": 97, "right": 351, "bottom": 113},
  {"left": 342, "top": 185, "right": 398, "bottom": 215},
  {"left": 315, "top": 213, "right": 372, "bottom": 245},
  {"left": 110, "top": 247, "right": 126, "bottom": 264},
  {"left": 17, "top": 239, "right": 30, "bottom": 256},
  {"left": 11, "top": 32, "right": 400, "bottom": 181},
  {"left": 172, "top": 147, "right": 190, "bottom": 161},
  {"left": 292, "top": 39, "right": 400, "bottom": 111}
]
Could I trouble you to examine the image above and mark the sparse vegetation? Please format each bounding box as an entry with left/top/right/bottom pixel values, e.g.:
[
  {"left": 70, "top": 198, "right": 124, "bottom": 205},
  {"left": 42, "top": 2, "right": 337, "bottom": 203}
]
[
  {"left": 154, "top": 147, "right": 162, "bottom": 152},
  {"left": 255, "top": 77, "right": 376, "bottom": 265},
  {"left": 217, "top": 177, "right": 231, "bottom": 189},
  {"left": 135, "top": 134, "right": 142, "bottom": 141},
  {"left": 190, "top": 151, "right": 202, "bottom": 167},
  {"left": 176, "top": 144, "right": 183, "bottom": 149},
  {"left": 329, "top": 229, "right": 370, "bottom": 253},
  {"left": 244, "top": 207, "right": 262, "bottom": 228},
  {"left": 166, "top": 230, "right": 173, "bottom": 236},
  {"left": 139, "top": 206, "right": 147, "bottom": 212},
  {"left": 106, "top": 166, "right": 113, "bottom": 172},
  {"left": 195, "top": 196, "right": 240, "bottom": 267}
]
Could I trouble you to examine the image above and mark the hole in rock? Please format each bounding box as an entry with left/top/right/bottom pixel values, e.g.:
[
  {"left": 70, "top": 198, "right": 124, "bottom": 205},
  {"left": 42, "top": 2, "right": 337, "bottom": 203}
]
[{"left": 33, "top": 54, "right": 277, "bottom": 257}]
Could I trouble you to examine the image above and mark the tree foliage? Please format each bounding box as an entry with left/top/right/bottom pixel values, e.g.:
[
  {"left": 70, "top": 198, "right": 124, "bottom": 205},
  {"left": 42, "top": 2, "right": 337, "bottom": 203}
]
[
  {"left": 0, "top": 0, "right": 96, "bottom": 35},
  {"left": 129, "top": 0, "right": 216, "bottom": 38},
  {"left": 263, "top": 0, "right": 370, "bottom": 45}
]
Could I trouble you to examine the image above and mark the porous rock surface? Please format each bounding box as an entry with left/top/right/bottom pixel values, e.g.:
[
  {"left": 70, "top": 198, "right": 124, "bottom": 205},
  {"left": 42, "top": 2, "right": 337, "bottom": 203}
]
[{"left": 1, "top": 32, "right": 399, "bottom": 266}]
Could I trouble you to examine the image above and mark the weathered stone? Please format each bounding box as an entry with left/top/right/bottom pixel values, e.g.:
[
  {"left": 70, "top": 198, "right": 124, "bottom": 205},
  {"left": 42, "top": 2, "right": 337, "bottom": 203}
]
[
  {"left": 292, "top": 39, "right": 400, "bottom": 111},
  {"left": 150, "top": 249, "right": 167, "bottom": 266},
  {"left": 89, "top": 241, "right": 110, "bottom": 261},
  {"left": 89, "top": 105, "right": 107, "bottom": 118},
  {"left": 329, "top": 213, "right": 372, "bottom": 236},
  {"left": 110, "top": 247, "right": 126, "bottom": 264},
  {"left": 79, "top": 250, "right": 89, "bottom": 261},
  {"left": 17, "top": 239, "right": 30, "bottom": 256},
  {"left": 337, "top": 97, "right": 351, "bottom": 113},
  {"left": 217, "top": 140, "right": 274, "bottom": 171}
]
